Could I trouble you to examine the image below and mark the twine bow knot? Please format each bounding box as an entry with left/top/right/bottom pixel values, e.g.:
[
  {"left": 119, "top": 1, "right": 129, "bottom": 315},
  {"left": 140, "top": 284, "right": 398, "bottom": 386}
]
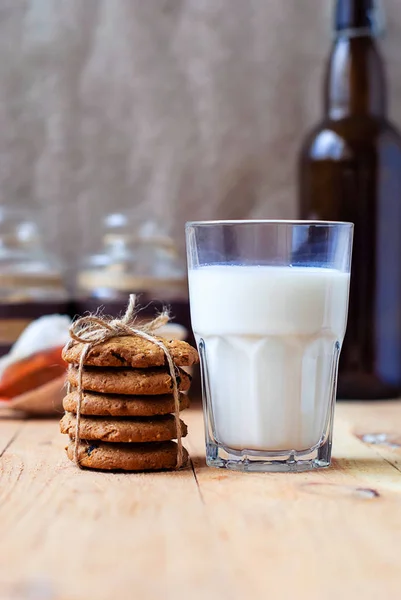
[{"left": 65, "top": 295, "right": 183, "bottom": 468}]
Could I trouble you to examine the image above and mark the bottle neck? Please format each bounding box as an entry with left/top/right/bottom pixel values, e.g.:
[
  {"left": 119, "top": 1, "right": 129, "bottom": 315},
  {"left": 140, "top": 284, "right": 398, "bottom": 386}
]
[
  {"left": 324, "top": 33, "right": 386, "bottom": 120},
  {"left": 335, "top": 0, "right": 381, "bottom": 34},
  {"left": 325, "top": 0, "right": 386, "bottom": 119}
]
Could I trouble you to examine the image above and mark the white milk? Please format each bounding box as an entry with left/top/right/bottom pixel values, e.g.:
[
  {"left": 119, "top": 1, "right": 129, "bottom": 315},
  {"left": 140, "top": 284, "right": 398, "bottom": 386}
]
[{"left": 188, "top": 265, "right": 350, "bottom": 452}]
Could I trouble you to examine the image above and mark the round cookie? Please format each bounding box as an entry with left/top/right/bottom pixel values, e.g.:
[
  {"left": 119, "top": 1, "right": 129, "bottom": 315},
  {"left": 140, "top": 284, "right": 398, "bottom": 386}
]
[
  {"left": 63, "top": 390, "right": 190, "bottom": 417},
  {"left": 62, "top": 336, "right": 199, "bottom": 368},
  {"left": 60, "top": 412, "right": 187, "bottom": 443},
  {"left": 66, "top": 366, "right": 191, "bottom": 395},
  {"left": 66, "top": 440, "right": 188, "bottom": 471}
]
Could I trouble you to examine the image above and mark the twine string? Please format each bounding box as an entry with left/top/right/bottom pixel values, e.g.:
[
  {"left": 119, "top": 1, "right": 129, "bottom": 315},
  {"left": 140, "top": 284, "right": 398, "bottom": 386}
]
[{"left": 64, "top": 295, "right": 183, "bottom": 468}]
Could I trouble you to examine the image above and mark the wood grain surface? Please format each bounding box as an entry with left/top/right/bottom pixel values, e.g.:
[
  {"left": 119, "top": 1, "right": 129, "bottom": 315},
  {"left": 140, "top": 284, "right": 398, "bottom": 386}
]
[{"left": 0, "top": 402, "right": 401, "bottom": 600}]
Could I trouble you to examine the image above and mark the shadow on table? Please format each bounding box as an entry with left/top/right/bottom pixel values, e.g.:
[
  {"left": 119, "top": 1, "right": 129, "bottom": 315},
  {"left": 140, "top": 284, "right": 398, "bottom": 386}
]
[
  {"left": 190, "top": 455, "right": 207, "bottom": 470},
  {"left": 189, "top": 454, "right": 400, "bottom": 482},
  {"left": 331, "top": 455, "right": 400, "bottom": 472}
]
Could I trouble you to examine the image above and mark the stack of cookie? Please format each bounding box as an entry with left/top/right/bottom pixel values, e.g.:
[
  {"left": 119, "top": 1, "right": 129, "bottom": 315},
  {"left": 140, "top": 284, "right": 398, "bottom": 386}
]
[{"left": 60, "top": 335, "right": 199, "bottom": 471}]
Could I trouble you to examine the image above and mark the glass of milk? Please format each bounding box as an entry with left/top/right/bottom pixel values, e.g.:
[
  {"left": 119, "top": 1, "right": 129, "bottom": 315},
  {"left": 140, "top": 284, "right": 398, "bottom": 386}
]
[{"left": 186, "top": 220, "right": 353, "bottom": 472}]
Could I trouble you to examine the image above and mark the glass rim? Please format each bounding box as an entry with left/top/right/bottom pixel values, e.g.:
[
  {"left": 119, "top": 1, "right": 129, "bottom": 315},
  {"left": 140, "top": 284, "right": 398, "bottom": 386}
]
[{"left": 186, "top": 219, "right": 354, "bottom": 228}]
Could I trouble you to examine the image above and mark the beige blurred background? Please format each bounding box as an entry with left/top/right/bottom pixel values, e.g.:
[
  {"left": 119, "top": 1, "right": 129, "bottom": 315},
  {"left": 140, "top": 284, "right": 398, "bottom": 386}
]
[{"left": 1, "top": 0, "right": 401, "bottom": 269}]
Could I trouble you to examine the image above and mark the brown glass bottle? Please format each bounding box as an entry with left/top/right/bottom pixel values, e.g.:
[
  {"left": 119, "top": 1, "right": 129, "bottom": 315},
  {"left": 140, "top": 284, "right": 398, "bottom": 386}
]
[{"left": 299, "top": 0, "right": 401, "bottom": 399}]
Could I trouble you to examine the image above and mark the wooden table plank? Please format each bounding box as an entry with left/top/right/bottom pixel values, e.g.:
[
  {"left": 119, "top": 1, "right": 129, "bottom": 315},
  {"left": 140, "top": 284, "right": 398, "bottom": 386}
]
[
  {"left": 186, "top": 402, "right": 401, "bottom": 600},
  {"left": 0, "top": 414, "right": 25, "bottom": 457},
  {"left": 0, "top": 402, "right": 400, "bottom": 600},
  {"left": 335, "top": 401, "right": 401, "bottom": 473},
  {"left": 0, "top": 417, "right": 238, "bottom": 600}
]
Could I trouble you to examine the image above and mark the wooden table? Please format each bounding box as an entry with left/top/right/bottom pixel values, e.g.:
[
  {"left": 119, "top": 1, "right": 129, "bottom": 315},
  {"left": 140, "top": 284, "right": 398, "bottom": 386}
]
[{"left": 1, "top": 402, "right": 401, "bottom": 600}]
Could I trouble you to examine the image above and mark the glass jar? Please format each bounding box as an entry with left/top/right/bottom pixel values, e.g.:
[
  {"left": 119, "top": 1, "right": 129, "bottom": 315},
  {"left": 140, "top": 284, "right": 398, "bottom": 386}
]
[
  {"left": 74, "top": 213, "right": 190, "bottom": 334},
  {"left": 0, "top": 207, "right": 69, "bottom": 356}
]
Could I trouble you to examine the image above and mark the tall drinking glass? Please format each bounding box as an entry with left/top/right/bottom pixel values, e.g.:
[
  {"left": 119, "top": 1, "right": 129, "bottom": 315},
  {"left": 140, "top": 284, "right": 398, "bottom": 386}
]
[{"left": 186, "top": 220, "right": 353, "bottom": 472}]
